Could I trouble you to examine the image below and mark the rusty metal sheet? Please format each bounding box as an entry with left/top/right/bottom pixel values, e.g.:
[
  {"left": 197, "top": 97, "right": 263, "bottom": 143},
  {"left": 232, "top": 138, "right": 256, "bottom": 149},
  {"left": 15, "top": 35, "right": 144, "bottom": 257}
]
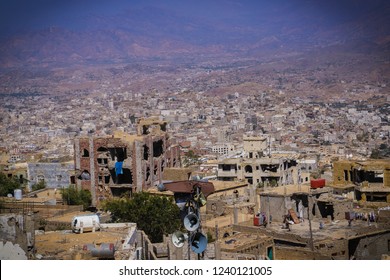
[{"left": 163, "top": 180, "right": 215, "bottom": 197}]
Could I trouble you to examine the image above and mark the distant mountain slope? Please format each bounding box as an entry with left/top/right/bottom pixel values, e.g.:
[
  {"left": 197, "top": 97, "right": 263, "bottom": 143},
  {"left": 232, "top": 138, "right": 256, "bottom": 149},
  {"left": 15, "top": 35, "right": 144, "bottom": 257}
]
[{"left": 0, "top": 1, "right": 389, "bottom": 68}]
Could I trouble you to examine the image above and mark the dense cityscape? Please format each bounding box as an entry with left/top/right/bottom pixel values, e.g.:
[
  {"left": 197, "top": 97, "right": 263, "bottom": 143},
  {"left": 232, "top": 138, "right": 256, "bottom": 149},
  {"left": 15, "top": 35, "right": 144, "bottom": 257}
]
[{"left": 1, "top": 0, "right": 390, "bottom": 263}]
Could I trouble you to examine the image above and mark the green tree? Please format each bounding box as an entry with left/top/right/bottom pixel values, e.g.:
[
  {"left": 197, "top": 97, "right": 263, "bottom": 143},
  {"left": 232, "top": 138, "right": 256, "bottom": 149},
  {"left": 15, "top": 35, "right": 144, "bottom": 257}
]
[
  {"left": 0, "top": 173, "right": 20, "bottom": 197},
  {"left": 61, "top": 186, "right": 92, "bottom": 209},
  {"left": 379, "top": 143, "right": 388, "bottom": 150},
  {"left": 370, "top": 149, "right": 381, "bottom": 159},
  {"left": 31, "top": 181, "right": 46, "bottom": 192},
  {"left": 103, "top": 192, "right": 181, "bottom": 243}
]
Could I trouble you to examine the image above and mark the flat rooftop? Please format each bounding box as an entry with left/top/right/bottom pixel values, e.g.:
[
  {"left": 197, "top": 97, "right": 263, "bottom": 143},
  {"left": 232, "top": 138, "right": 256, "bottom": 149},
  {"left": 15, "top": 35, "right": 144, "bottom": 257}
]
[
  {"left": 35, "top": 223, "right": 135, "bottom": 260},
  {"left": 237, "top": 217, "right": 390, "bottom": 244},
  {"left": 219, "top": 232, "right": 272, "bottom": 252},
  {"left": 259, "top": 184, "right": 331, "bottom": 196}
]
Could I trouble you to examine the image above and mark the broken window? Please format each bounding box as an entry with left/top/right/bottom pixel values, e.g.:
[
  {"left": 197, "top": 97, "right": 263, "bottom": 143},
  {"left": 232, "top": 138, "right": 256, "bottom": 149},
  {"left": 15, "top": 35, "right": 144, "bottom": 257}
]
[
  {"left": 344, "top": 170, "right": 349, "bottom": 181},
  {"left": 160, "top": 123, "right": 167, "bottom": 131},
  {"left": 146, "top": 167, "right": 151, "bottom": 181},
  {"left": 143, "top": 145, "right": 149, "bottom": 160},
  {"left": 108, "top": 147, "right": 127, "bottom": 161},
  {"left": 173, "top": 158, "right": 177, "bottom": 167},
  {"left": 109, "top": 168, "right": 132, "bottom": 184},
  {"left": 142, "top": 125, "right": 149, "bottom": 135},
  {"left": 287, "top": 160, "right": 297, "bottom": 168},
  {"left": 154, "top": 164, "right": 158, "bottom": 176},
  {"left": 221, "top": 164, "right": 231, "bottom": 171},
  {"left": 82, "top": 149, "right": 89, "bottom": 157},
  {"left": 366, "top": 192, "right": 387, "bottom": 202},
  {"left": 161, "top": 160, "right": 165, "bottom": 173},
  {"left": 79, "top": 170, "right": 91, "bottom": 180},
  {"left": 153, "top": 140, "right": 164, "bottom": 157},
  {"left": 366, "top": 171, "right": 384, "bottom": 184},
  {"left": 245, "top": 165, "right": 253, "bottom": 173},
  {"left": 97, "top": 158, "right": 108, "bottom": 165},
  {"left": 261, "top": 164, "right": 278, "bottom": 172}
]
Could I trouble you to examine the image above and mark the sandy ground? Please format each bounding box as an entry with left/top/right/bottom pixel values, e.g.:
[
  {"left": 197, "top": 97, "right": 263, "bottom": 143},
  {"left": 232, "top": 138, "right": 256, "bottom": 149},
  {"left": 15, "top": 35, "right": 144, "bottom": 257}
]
[{"left": 35, "top": 211, "right": 128, "bottom": 260}]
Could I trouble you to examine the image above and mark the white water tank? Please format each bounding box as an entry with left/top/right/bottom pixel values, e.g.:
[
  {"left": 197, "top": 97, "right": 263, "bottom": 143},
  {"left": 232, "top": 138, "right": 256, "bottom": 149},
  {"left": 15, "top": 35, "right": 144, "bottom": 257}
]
[{"left": 14, "top": 189, "right": 22, "bottom": 200}]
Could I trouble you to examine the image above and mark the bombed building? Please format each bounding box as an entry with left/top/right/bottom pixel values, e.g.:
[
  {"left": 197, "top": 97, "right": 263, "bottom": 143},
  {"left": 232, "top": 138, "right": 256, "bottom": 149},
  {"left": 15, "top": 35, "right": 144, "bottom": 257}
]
[
  {"left": 217, "top": 136, "right": 300, "bottom": 186},
  {"left": 333, "top": 159, "right": 390, "bottom": 204},
  {"left": 74, "top": 118, "right": 181, "bottom": 207}
]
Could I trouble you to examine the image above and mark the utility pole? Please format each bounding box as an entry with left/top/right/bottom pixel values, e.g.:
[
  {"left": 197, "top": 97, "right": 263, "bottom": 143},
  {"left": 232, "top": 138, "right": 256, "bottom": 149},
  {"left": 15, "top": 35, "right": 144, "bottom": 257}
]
[{"left": 307, "top": 193, "right": 314, "bottom": 252}]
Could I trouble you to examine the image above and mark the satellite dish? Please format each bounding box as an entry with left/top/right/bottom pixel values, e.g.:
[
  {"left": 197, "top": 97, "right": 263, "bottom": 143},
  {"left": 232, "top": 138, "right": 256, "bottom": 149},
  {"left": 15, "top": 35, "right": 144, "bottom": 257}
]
[
  {"left": 184, "top": 213, "right": 200, "bottom": 232},
  {"left": 192, "top": 175, "right": 201, "bottom": 181},
  {"left": 172, "top": 231, "right": 187, "bottom": 248},
  {"left": 190, "top": 232, "right": 207, "bottom": 254}
]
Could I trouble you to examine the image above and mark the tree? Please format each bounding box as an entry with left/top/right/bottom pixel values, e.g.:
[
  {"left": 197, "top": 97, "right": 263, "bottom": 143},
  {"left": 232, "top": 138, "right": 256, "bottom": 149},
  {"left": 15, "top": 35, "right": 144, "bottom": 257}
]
[
  {"left": 31, "top": 181, "right": 46, "bottom": 192},
  {"left": 370, "top": 149, "right": 381, "bottom": 159},
  {"left": 0, "top": 173, "right": 20, "bottom": 197},
  {"left": 61, "top": 186, "right": 92, "bottom": 210},
  {"left": 379, "top": 143, "right": 388, "bottom": 150},
  {"left": 103, "top": 192, "right": 181, "bottom": 243}
]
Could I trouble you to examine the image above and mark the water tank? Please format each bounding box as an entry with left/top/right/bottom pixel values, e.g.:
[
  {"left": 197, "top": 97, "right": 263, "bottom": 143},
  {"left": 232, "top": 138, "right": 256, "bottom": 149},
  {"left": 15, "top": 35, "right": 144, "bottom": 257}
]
[
  {"left": 310, "top": 178, "right": 326, "bottom": 189},
  {"left": 14, "top": 189, "right": 22, "bottom": 200},
  {"left": 83, "top": 243, "right": 115, "bottom": 259}
]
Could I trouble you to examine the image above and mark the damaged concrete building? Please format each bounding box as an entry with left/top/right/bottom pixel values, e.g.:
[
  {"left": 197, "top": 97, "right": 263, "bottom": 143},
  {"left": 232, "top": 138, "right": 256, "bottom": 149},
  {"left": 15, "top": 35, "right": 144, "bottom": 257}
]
[
  {"left": 0, "top": 213, "right": 35, "bottom": 260},
  {"left": 333, "top": 159, "right": 390, "bottom": 204},
  {"left": 235, "top": 183, "right": 390, "bottom": 260},
  {"left": 74, "top": 118, "right": 181, "bottom": 207},
  {"left": 217, "top": 136, "right": 300, "bottom": 186}
]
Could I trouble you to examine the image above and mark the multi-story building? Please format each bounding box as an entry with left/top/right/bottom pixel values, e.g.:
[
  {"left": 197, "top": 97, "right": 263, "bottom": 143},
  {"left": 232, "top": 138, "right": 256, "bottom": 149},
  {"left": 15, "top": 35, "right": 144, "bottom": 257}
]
[
  {"left": 74, "top": 118, "right": 181, "bottom": 207},
  {"left": 217, "top": 136, "right": 300, "bottom": 186},
  {"left": 211, "top": 143, "right": 235, "bottom": 156},
  {"left": 333, "top": 159, "right": 390, "bottom": 203}
]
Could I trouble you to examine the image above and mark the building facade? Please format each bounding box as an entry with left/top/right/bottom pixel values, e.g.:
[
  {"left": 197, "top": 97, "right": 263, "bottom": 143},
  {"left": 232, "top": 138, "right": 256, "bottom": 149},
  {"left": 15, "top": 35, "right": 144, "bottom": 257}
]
[
  {"left": 27, "top": 162, "right": 74, "bottom": 190},
  {"left": 216, "top": 136, "right": 300, "bottom": 186},
  {"left": 74, "top": 118, "right": 181, "bottom": 207}
]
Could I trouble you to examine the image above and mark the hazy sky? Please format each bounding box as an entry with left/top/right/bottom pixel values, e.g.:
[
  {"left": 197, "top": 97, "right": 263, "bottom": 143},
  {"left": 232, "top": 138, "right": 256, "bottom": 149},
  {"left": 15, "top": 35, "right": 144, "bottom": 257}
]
[{"left": 1, "top": 0, "right": 388, "bottom": 37}]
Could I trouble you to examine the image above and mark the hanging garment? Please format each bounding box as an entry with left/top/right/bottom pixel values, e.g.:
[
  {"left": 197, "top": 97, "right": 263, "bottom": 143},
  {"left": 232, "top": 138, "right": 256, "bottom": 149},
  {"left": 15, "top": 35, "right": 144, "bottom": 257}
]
[{"left": 115, "top": 161, "right": 123, "bottom": 176}]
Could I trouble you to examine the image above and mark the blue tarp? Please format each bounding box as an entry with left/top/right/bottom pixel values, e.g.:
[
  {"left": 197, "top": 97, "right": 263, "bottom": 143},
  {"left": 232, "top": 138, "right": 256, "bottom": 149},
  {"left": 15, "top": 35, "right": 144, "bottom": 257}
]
[{"left": 115, "top": 161, "right": 123, "bottom": 176}]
